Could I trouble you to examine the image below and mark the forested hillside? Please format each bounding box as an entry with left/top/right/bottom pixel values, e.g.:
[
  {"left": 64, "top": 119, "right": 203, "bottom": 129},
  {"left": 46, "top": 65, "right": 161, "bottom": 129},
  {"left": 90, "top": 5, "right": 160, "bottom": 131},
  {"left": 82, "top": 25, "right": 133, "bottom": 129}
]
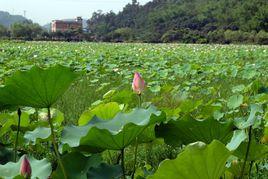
[
  {"left": 88, "top": 0, "right": 268, "bottom": 44},
  {"left": 0, "top": 11, "right": 27, "bottom": 27}
]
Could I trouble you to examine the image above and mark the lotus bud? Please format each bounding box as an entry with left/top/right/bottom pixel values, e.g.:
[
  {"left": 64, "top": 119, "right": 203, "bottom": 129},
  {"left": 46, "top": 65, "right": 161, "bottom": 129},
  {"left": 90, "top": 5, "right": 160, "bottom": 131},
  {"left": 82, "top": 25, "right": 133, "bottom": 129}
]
[
  {"left": 20, "top": 155, "right": 32, "bottom": 178},
  {"left": 132, "top": 72, "right": 145, "bottom": 94}
]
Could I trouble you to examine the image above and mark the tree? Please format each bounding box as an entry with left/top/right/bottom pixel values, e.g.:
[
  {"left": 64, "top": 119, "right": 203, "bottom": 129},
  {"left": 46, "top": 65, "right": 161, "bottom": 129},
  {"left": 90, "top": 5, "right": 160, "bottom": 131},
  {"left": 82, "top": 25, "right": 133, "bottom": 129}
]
[
  {"left": 10, "top": 21, "right": 43, "bottom": 40},
  {"left": 11, "top": 22, "right": 31, "bottom": 40},
  {"left": 31, "top": 23, "right": 43, "bottom": 39},
  {"left": 0, "top": 24, "right": 9, "bottom": 38},
  {"left": 86, "top": 0, "right": 268, "bottom": 44},
  {"left": 132, "top": 0, "right": 138, "bottom": 5},
  {"left": 110, "top": 27, "right": 134, "bottom": 42},
  {"left": 255, "top": 30, "right": 268, "bottom": 44}
]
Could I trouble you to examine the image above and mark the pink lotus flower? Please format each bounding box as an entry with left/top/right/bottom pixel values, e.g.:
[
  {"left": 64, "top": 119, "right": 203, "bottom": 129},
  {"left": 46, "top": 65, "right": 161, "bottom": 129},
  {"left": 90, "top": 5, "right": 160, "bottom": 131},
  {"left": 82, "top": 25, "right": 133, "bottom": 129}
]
[
  {"left": 132, "top": 72, "right": 145, "bottom": 94},
  {"left": 20, "top": 155, "right": 32, "bottom": 178}
]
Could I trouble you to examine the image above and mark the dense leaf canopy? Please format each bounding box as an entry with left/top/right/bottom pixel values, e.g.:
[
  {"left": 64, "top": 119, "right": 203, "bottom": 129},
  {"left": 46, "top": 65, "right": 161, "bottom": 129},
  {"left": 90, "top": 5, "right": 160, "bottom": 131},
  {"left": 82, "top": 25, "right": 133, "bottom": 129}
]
[{"left": 87, "top": 0, "right": 268, "bottom": 44}]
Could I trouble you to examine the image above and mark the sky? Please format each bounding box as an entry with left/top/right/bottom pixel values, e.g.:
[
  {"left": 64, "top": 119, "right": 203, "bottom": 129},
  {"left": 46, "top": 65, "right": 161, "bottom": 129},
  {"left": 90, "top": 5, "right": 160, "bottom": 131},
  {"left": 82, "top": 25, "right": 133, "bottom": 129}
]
[{"left": 0, "top": 0, "right": 151, "bottom": 25}]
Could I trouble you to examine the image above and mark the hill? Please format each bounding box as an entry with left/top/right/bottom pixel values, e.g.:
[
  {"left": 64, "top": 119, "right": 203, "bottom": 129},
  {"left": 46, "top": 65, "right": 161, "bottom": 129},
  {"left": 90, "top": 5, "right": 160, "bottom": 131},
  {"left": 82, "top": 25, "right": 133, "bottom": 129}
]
[
  {"left": 0, "top": 11, "right": 28, "bottom": 27},
  {"left": 87, "top": 0, "right": 268, "bottom": 43}
]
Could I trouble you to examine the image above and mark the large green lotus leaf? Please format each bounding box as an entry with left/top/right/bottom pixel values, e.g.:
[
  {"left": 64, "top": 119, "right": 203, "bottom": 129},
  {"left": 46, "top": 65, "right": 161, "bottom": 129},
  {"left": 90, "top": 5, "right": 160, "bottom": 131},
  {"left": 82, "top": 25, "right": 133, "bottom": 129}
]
[
  {"left": 0, "top": 155, "right": 52, "bottom": 179},
  {"left": 151, "top": 140, "right": 231, "bottom": 179},
  {"left": 234, "top": 104, "right": 263, "bottom": 129},
  {"left": 156, "top": 116, "right": 233, "bottom": 146},
  {"left": 137, "top": 125, "right": 156, "bottom": 143},
  {"left": 234, "top": 139, "right": 268, "bottom": 161},
  {"left": 78, "top": 102, "right": 121, "bottom": 126},
  {"left": 61, "top": 106, "right": 165, "bottom": 150},
  {"left": 226, "top": 130, "right": 247, "bottom": 151},
  {"left": 24, "top": 127, "right": 51, "bottom": 145},
  {"left": 227, "top": 95, "right": 243, "bottom": 109},
  {"left": 52, "top": 152, "right": 102, "bottom": 179},
  {"left": 0, "top": 65, "right": 78, "bottom": 108}
]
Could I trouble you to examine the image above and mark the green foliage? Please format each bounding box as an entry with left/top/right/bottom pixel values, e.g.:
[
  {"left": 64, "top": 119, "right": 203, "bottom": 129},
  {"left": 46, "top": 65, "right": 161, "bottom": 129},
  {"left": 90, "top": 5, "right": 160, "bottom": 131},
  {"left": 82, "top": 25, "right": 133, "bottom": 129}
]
[
  {"left": 151, "top": 140, "right": 231, "bottom": 179},
  {"left": 224, "top": 30, "right": 251, "bottom": 44},
  {"left": 234, "top": 104, "right": 263, "bottom": 129},
  {"left": 87, "top": 163, "right": 122, "bottom": 179},
  {"left": 10, "top": 21, "right": 43, "bottom": 40},
  {"left": 0, "top": 24, "right": 9, "bottom": 38},
  {"left": 1, "top": 1, "right": 267, "bottom": 43},
  {"left": 87, "top": 0, "right": 268, "bottom": 44},
  {"left": 0, "top": 42, "right": 267, "bottom": 178},
  {"left": 24, "top": 127, "right": 51, "bottom": 145},
  {"left": 0, "top": 65, "right": 78, "bottom": 108},
  {"left": 52, "top": 152, "right": 102, "bottom": 179},
  {"left": 0, "top": 147, "right": 13, "bottom": 165},
  {"left": 227, "top": 95, "right": 244, "bottom": 109},
  {"left": 0, "top": 111, "right": 30, "bottom": 137},
  {"left": 226, "top": 130, "right": 247, "bottom": 151},
  {"left": 78, "top": 102, "right": 121, "bottom": 126},
  {"left": 234, "top": 140, "right": 268, "bottom": 161},
  {"left": 255, "top": 30, "right": 268, "bottom": 44},
  {"left": 156, "top": 116, "right": 233, "bottom": 147},
  {"left": 61, "top": 106, "right": 165, "bottom": 150},
  {"left": 110, "top": 28, "right": 134, "bottom": 42}
]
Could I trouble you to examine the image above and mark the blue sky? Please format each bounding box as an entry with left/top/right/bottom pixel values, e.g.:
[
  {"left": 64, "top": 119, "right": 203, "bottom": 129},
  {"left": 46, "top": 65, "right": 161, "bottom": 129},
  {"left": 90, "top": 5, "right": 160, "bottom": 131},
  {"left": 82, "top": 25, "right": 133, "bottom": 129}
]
[{"left": 0, "top": 0, "right": 151, "bottom": 25}]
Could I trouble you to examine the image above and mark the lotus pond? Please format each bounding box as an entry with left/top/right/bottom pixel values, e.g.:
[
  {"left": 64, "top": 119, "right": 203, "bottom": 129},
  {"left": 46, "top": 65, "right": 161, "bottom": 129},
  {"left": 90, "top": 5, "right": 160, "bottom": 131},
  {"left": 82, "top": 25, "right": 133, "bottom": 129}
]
[{"left": 0, "top": 41, "right": 267, "bottom": 178}]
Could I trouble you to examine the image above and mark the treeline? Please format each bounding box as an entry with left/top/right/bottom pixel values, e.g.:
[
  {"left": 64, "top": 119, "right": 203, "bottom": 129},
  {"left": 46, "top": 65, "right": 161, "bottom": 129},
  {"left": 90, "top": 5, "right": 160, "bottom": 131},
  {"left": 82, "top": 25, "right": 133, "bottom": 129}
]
[
  {"left": 87, "top": 0, "right": 268, "bottom": 44},
  {"left": 0, "top": 20, "right": 84, "bottom": 41},
  {"left": 1, "top": 0, "right": 268, "bottom": 44},
  {"left": 0, "top": 20, "right": 43, "bottom": 40}
]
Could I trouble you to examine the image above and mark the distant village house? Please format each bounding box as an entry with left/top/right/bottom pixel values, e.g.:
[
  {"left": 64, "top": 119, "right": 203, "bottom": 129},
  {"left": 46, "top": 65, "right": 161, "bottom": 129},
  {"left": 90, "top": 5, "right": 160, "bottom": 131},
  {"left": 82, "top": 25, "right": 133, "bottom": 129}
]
[{"left": 51, "top": 17, "right": 83, "bottom": 32}]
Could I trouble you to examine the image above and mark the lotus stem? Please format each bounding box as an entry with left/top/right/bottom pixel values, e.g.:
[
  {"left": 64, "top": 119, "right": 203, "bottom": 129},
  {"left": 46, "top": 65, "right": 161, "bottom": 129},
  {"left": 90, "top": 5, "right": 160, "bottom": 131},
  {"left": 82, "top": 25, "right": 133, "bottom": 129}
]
[
  {"left": 249, "top": 161, "right": 253, "bottom": 178},
  {"left": 34, "top": 108, "right": 39, "bottom": 122},
  {"left": 108, "top": 150, "right": 113, "bottom": 164},
  {"left": 131, "top": 139, "right": 138, "bottom": 179},
  {"left": 47, "top": 107, "right": 67, "bottom": 179},
  {"left": 138, "top": 94, "right": 142, "bottom": 108},
  {"left": 116, "top": 152, "right": 121, "bottom": 164},
  {"left": 255, "top": 163, "right": 259, "bottom": 178},
  {"left": 240, "top": 126, "right": 252, "bottom": 178},
  {"left": 121, "top": 148, "right": 126, "bottom": 179},
  {"left": 14, "top": 108, "right": 21, "bottom": 162},
  {"left": 131, "top": 93, "right": 142, "bottom": 178}
]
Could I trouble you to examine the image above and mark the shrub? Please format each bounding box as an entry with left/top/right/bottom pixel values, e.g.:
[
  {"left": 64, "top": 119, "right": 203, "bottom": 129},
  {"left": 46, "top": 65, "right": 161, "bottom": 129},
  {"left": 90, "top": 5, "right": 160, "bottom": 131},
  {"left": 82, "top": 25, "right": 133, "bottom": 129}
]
[{"left": 255, "top": 30, "right": 268, "bottom": 45}]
